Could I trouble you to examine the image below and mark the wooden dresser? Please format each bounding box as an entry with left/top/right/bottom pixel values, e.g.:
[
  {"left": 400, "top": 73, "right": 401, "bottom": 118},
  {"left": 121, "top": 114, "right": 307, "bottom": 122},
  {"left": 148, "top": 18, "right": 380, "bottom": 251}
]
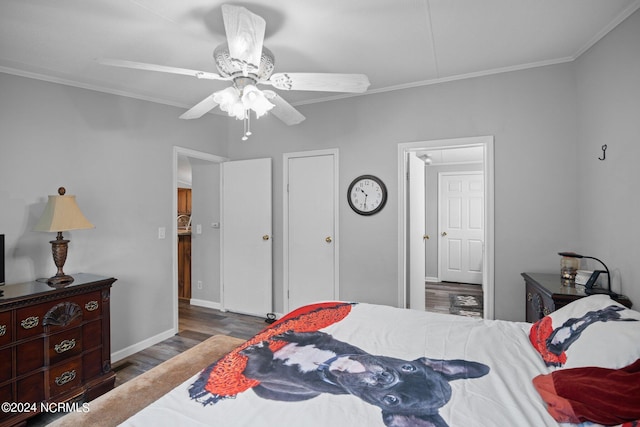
[
  {"left": 0, "top": 274, "right": 116, "bottom": 427},
  {"left": 522, "top": 272, "right": 632, "bottom": 323}
]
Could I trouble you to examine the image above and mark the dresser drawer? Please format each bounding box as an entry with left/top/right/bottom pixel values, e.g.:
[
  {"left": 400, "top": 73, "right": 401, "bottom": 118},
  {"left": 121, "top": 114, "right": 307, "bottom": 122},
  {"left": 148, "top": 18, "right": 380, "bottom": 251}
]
[
  {"left": 0, "top": 311, "right": 12, "bottom": 346},
  {"left": 78, "top": 291, "right": 103, "bottom": 320},
  {"left": 16, "top": 300, "right": 83, "bottom": 339},
  {"left": 48, "top": 327, "right": 82, "bottom": 365},
  {"left": 82, "top": 319, "right": 103, "bottom": 350},
  {"left": 0, "top": 347, "right": 12, "bottom": 382},
  {"left": 0, "top": 384, "right": 13, "bottom": 420},
  {"left": 17, "top": 371, "right": 45, "bottom": 403},
  {"left": 16, "top": 303, "right": 46, "bottom": 339},
  {"left": 17, "top": 338, "right": 44, "bottom": 375},
  {"left": 48, "top": 359, "right": 82, "bottom": 397}
]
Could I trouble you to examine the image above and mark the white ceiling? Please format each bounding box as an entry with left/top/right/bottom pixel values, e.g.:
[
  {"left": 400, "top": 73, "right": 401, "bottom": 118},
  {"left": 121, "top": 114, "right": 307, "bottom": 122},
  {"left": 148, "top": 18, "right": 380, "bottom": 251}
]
[{"left": 1, "top": 0, "right": 638, "bottom": 115}]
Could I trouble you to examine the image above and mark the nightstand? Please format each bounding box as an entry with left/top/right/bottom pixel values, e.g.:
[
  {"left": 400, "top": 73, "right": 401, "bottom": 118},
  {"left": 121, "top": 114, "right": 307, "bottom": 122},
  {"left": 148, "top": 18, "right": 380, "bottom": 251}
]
[{"left": 522, "top": 272, "right": 632, "bottom": 323}]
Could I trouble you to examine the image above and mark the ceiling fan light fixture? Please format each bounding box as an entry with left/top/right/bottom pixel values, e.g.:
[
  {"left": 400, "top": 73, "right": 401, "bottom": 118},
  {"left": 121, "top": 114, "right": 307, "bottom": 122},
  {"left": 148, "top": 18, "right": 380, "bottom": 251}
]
[{"left": 241, "top": 85, "right": 275, "bottom": 118}]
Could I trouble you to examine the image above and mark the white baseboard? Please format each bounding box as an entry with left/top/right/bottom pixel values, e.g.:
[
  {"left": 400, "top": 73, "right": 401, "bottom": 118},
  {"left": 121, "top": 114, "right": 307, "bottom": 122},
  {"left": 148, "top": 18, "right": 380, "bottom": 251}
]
[
  {"left": 189, "top": 298, "right": 222, "bottom": 310},
  {"left": 425, "top": 276, "right": 440, "bottom": 283},
  {"left": 111, "top": 328, "right": 176, "bottom": 363}
]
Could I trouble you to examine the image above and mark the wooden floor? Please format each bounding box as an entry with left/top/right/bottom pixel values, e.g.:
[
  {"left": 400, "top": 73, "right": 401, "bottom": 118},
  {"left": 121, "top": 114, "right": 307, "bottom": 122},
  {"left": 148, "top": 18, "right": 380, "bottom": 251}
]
[
  {"left": 113, "top": 300, "right": 268, "bottom": 386},
  {"left": 29, "top": 286, "right": 480, "bottom": 425},
  {"left": 27, "top": 300, "right": 267, "bottom": 426},
  {"left": 425, "top": 281, "right": 484, "bottom": 317}
]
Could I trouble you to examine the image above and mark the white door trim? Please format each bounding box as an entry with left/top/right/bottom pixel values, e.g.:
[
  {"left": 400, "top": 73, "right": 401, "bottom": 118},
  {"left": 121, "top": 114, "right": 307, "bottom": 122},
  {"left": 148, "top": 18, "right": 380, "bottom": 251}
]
[
  {"left": 283, "top": 148, "right": 339, "bottom": 313},
  {"left": 172, "top": 146, "right": 228, "bottom": 334},
  {"left": 397, "top": 136, "right": 495, "bottom": 319}
]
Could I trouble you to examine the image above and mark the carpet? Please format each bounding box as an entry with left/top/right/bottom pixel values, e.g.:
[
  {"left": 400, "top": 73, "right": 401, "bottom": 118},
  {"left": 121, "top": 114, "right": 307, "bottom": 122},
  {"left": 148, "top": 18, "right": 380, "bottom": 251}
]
[
  {"left": 49, "top": 334, "right": 245, "bottom": 427},
  {"left": 449, "top": 293, "right": 483, "bottom": 318}
]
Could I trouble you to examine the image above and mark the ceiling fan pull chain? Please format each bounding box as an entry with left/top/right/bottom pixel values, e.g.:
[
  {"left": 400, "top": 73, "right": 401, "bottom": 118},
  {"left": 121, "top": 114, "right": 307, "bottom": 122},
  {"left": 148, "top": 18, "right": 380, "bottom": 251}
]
[{"left": 242, "top": 110, "right": 252, "bottom": 141}]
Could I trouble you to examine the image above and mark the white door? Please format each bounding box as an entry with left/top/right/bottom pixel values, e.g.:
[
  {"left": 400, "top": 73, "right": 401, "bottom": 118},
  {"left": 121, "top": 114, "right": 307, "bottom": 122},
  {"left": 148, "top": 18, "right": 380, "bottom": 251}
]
[
  {"left": 439, "top": 172, "right": 483, "bottom": 284},
  {"left": 408, "top": 153, "right": 426, "bottom": 310},
  {"left": 285, "top": 151, "right": 337, "bottom": 312},
  {"left": 222, "top": 158, "right": 272, "bottom": 316}
]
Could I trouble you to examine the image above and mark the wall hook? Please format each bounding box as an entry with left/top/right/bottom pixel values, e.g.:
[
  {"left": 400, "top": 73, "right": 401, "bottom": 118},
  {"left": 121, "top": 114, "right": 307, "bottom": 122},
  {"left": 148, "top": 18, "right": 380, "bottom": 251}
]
[{"left": 598, "top": 144, "right": 607, "bottom": 161}]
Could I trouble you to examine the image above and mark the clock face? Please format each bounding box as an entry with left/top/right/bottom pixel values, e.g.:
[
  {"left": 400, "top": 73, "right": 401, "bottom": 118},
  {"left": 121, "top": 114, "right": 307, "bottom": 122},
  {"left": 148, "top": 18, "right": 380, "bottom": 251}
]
[{"left": 348, "top": 175, "right": 387, "bottom": 215}]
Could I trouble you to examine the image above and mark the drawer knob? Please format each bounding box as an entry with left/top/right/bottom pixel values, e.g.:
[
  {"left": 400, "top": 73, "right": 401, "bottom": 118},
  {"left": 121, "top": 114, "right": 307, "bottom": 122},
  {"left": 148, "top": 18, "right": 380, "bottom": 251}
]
[
  {"left": 54, "top": 338, "right": 76, "bottom": 354},
  {"left": 55, "top": 370, "right": 77, "bottom": 386},
  {"left": 0, "top": 324, "right": 6, "bottom": 336},
  {"left": 21, "top": 316, "right": 39, "bottom": 330},
  {"left": 85, "top": 301, "right": 99, "bottom": 312}
]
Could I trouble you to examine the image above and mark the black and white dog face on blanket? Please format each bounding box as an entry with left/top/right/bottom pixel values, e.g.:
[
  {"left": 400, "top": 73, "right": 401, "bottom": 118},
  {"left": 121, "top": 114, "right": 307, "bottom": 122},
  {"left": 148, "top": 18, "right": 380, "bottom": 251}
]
[{"left": 240, "top": 330, "right": 489, "bottom": 427}]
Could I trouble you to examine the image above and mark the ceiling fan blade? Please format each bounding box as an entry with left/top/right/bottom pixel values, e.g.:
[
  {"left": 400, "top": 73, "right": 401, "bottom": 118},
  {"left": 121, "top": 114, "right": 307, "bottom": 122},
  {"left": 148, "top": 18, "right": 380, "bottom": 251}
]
[
  {"left": 221, "top": 4, "right": 266, "bottom": 69},
  {"left": 97, "top": 58, "right": 229, "bottom": 81},
  {"left": 268, "top": 73, "right": 370, "bottom": 93},
  {"left": 179, "top": 94, "right": 219, "bottom": 120},
  {"left": 264, "top": 92, "right": 305, "bottom": 125}
]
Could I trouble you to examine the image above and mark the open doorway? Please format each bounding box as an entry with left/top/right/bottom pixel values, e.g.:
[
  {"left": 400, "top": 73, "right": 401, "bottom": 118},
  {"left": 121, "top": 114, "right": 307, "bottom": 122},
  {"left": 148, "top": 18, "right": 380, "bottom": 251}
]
[
  {"left": 397, "top": 136, "right": 494, "bottom": 319},
  {"left": 172, "top": 147, "right": 227, "bottom": 334}
]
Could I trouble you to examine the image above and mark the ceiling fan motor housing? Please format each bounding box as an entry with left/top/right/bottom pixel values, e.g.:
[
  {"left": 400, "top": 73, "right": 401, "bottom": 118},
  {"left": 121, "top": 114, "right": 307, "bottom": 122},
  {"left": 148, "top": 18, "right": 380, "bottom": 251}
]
[{"left": 213, "top": 43, "right": 275, "bottom": 82}]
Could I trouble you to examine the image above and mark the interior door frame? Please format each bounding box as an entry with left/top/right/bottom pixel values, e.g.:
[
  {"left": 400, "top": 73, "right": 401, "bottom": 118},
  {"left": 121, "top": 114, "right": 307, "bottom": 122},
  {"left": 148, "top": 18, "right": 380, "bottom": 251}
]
[
  {"left": 172, "top": 146, "right": 227, "bottom": 334},
  {"left": 282, "top": 148, "right": 339, "bottom": 313},
  {"left": 397, "top": 136, "right": 495, "bottom": 319}
]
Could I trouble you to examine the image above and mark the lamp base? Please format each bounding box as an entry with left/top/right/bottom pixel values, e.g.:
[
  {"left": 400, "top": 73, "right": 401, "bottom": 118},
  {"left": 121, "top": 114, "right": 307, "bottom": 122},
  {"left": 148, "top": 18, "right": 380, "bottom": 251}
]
[{"left": 47, "top": 274, "right": 74, "bottom": 287}]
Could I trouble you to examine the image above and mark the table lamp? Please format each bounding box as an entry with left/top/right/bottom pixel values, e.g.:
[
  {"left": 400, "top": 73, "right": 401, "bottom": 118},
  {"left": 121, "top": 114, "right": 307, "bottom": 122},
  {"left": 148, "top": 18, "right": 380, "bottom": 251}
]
[
  {"left": 34, "top": 187, "right": 94, "bottom": 286},
  {"left": 557, "top": 252, "right": 616, "bottom": 297}
]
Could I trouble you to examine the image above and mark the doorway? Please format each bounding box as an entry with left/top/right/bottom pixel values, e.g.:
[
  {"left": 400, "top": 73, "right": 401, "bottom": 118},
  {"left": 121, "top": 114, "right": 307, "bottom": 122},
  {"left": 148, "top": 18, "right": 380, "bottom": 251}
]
[
  {"left": 172, "top": 147, "right": 227, "bottom": 334},
  {"left": 397, "top": 136, "right": 494, "bottom": 319}
]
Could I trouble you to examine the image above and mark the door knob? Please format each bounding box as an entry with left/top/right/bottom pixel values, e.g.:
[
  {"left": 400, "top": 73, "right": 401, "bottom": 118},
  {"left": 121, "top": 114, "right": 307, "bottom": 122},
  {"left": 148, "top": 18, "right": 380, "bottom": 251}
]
[
  {"left": 441, "top": 232, "right": 447, "bottom": 237},
  {"left": 325, "top": 236, "right": 332, "bottom": 243},
  {"left": 263, "top": 235, "right": 270, "bottom": 241}
]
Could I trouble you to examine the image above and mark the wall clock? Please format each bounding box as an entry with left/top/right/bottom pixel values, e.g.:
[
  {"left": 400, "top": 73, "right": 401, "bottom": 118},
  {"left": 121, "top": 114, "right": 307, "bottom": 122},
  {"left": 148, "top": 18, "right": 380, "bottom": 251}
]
[{"left": 347, "top": 175, "right": 387, "bottom": 216}]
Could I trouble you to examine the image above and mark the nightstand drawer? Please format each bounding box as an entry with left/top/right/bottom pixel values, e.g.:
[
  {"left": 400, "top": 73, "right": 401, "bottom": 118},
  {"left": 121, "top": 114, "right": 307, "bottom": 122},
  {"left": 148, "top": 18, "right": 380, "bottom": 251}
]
[{"left": 526, "top": 286, "right": 554, "bottom": 322}]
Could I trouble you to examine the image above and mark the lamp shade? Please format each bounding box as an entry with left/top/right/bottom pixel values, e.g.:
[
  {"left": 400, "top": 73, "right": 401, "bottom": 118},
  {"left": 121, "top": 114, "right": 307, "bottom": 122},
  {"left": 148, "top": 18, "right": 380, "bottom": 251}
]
[{"left": 34, "top": 188, "right": 94, "bottom": 232}]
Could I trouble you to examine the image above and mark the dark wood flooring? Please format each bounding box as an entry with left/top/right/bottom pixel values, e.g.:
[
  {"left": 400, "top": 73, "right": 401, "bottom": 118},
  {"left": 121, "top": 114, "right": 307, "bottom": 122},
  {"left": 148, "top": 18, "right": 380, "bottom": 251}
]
[
  {"left": 27, "top": 301, "right": 267, "bottom": 426},
  {"left": 425, "top": 281, "right": 484, "bottom": 317}
]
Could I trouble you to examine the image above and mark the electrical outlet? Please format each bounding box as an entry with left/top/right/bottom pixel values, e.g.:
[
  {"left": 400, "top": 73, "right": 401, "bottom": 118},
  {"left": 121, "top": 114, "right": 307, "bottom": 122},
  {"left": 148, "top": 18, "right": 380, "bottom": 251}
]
[
  {"left": 158, "top": 227, "right": 166, "bottom": 239},
  {"left": 196, "top": 224, "right": 202, "bottom": 234},
  {"left": 197, "top": 280, "right": 203, "bottom": 290}
]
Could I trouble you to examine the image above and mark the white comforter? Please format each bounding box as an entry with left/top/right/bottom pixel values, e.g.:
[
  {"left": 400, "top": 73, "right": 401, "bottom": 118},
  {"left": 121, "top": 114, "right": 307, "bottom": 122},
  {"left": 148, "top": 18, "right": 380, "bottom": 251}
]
[{"left": 121, "top": 303, "right": 565, "bottom": 427}]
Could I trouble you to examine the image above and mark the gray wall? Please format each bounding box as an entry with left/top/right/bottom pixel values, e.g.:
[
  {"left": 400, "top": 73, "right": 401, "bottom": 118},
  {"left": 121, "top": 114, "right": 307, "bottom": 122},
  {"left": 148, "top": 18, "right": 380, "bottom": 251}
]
[
  {"left": 228, "top": 63, "right": 580, "bottom": 320},
  {"left": 190, "top": 161, "right": 221, "bottom": 303},
  {"left": 0, "top": 74, "right": 228, "bottom": 354},
  {"left": 574, "top": 10, "right": 640, "bottom": 303}
]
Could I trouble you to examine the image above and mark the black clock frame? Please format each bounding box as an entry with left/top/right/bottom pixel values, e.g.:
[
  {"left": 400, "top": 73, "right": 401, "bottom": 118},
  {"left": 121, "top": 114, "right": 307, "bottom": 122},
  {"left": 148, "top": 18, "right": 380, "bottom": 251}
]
[{"left": 347, "top": 175, "right": 387, "bottom": 216}]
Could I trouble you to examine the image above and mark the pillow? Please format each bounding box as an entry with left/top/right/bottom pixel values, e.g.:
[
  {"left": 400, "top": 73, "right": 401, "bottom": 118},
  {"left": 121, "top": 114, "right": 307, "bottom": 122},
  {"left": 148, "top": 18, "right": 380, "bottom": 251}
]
[{"left": 529, "top": 294, "right": 640, "bottom": 369}]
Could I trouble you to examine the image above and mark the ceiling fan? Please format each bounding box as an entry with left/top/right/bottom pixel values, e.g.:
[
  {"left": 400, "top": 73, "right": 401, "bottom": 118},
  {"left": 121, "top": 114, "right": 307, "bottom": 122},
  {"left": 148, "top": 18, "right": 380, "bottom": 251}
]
[{"left": 99, "top": 4, "right": 370, "bottom": 139}]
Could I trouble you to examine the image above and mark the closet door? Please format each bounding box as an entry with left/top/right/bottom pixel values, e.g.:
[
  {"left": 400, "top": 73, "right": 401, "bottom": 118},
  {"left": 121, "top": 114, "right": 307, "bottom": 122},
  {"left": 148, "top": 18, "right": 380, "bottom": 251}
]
[
  {"left": 222, "top": 158, "right": 272, "bottom": 316},
  {"left": 284, "top": 150, "right": 338, "bottom": 312}
]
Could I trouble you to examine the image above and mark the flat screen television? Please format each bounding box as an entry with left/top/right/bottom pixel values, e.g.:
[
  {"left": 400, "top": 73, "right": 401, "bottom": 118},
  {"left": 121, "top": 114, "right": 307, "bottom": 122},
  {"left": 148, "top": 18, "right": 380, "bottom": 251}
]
[{"left": 0, "top": 234, "right": 4, "bottom": 285}]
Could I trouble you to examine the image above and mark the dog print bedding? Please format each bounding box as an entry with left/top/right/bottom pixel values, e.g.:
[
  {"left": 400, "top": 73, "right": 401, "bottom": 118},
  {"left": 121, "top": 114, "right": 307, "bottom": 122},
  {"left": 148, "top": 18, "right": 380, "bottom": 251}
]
[{"left": 120, "top": 296, "right": 640, "bottom": 427}]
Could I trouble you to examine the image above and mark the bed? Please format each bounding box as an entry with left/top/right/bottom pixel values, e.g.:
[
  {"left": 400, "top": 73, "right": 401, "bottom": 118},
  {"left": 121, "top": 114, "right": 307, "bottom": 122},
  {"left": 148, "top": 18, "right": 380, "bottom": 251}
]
[{"left": 53, "top": 295, "right": 640, "bottom": 427}]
